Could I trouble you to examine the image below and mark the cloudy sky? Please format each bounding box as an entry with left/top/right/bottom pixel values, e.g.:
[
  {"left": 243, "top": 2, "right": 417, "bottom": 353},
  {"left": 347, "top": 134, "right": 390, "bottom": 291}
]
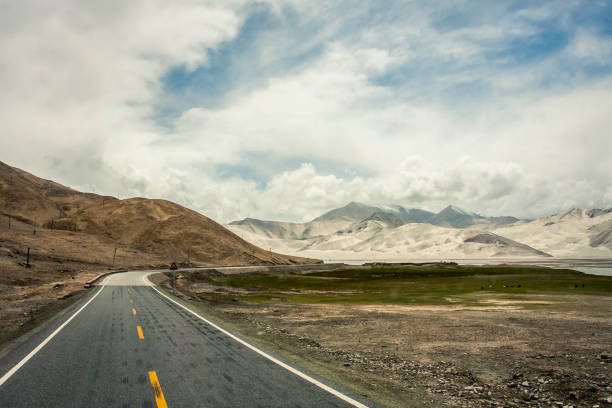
[{"left": 1, "top": 1, "right": 611, "bottom": 223}]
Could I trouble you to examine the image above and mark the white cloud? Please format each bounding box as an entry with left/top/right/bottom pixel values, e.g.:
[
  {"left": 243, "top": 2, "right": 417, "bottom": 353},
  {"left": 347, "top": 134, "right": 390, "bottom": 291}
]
[
  {"left": 565, "top": 29, "right": 612, "bottom": 64},
  {"left": 0, "top": 0, "right": 245, "bottom": 191},
  {"left": 0, "top": 0, "right": 611, "bottom": 225},
  {"left": 157, "top": 39, "right": 612, "bottom": 221}
]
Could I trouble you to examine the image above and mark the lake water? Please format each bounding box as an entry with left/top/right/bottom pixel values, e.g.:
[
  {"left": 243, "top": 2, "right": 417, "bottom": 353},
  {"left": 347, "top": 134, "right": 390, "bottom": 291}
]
[{"left": 573, "top": 267, "right": 612, "bottom": 276}]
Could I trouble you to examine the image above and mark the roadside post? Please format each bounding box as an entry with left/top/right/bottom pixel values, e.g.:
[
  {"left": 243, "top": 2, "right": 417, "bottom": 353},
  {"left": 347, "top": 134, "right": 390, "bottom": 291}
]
[{"left": 170, "top": 262, "right": 178, "bottom": 294}]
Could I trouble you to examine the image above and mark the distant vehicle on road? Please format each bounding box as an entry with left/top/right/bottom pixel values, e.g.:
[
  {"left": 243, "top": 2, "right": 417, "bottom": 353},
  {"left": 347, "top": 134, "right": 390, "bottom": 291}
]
[{"left": 84, "top": 282, "right": 91, "bottom": 288}]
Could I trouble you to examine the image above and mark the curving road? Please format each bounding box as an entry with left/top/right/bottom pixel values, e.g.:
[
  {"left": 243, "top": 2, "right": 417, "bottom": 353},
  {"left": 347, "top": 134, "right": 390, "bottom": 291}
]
[{"left": 0, "top": 271, "right": 371, "bottom": 407}]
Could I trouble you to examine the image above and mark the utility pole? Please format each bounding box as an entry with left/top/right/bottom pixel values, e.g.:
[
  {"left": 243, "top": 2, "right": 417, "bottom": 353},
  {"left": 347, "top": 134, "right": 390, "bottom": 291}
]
[
  {"left": 26, "top": 248, "right": 30, "bottom": 267},
  {"left": 112, "top": 247, "right": 117, "bottom": 266}
]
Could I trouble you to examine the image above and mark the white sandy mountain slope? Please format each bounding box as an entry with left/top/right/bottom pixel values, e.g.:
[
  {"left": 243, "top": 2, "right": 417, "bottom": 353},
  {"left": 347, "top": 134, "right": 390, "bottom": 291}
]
[
  {"left": 227, "top": 204, "right": 612, "bottom": 260},
  {"left": 229, "top": 202, "right": 515, "bottom": 240},
  {"left": 492, "top": 208, "right": 612, "bottom": 257}
]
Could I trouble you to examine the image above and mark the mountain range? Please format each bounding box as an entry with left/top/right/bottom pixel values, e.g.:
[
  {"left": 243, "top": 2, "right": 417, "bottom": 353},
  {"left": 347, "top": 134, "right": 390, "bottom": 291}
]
[
  {"left": 230, "top": 202, "right": 518, "bottom": 238},
  {"left": 227, "top": 202, "right": 612, "bottom": 259}
]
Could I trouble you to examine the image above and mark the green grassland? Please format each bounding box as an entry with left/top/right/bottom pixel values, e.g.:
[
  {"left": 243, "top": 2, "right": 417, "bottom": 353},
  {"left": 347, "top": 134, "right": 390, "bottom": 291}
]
[{"left": 202, "top": 265, "right": 612, "bottom": 305}]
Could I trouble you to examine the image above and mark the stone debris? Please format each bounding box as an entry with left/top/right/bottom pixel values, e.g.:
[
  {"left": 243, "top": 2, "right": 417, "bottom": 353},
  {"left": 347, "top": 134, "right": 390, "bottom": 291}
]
[{"left": 251, "top": 317, "right": 611, "bottom": 407}]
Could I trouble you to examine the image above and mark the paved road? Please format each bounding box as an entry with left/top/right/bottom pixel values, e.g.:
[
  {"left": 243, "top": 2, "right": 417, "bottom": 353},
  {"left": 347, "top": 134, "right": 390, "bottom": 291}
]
[{"left": 0, "top": 271, "right": 370, "bottom": 407}]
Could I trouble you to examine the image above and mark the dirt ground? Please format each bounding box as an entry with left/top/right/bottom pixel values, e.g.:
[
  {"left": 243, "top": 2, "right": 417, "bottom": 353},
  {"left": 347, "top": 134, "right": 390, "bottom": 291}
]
[
  {"left": 167, "top": 273, "right": 612, "bottom": 408},
  {"left": 0, "top": 223, "right": 165, "bottom": 348}
]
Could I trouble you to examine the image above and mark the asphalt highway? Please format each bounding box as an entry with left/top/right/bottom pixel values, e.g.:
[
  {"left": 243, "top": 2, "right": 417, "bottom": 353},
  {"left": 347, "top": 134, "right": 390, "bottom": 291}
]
[{"left": 0, "top": 271, "right": 371, "bottom": 407}]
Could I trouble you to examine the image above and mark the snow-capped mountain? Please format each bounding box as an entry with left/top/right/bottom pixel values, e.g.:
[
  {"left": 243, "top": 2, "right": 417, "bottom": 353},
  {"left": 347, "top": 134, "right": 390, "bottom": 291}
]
[
  {"left": 229, "top": 202, "right": 516, "bottom": 239},
  {"left": 226, "top": 203, "right": 612, "bottom": 259}
]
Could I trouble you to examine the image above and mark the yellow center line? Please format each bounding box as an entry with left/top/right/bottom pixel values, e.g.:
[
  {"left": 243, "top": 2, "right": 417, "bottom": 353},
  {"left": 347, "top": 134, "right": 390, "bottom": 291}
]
[
  {"left": 137, "top": 325, "right": 144, "bottom": 340},
  {"left": 129, "top": 299, "right": 133, "bottom": 304},
  {"left": 148, "top": 371, "right": 168, "bottom": 408},
  {"left": 132, "top": 308, "right": 137, "bottom": 316}
]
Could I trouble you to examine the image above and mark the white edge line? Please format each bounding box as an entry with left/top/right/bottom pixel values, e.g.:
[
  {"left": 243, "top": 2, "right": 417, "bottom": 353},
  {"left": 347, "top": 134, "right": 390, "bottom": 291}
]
[
  {"left": 143, "top": 273, "right": 369, "bottom": 408},
  {"left": 0, "top": 277, "right": 110, "bottom": 387}
]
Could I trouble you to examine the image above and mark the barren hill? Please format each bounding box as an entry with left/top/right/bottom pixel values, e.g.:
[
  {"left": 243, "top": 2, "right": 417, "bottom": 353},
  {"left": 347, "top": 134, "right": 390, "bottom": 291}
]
[
  {"left": 0, "top": 160, "right": 317, "bottom": 267},
  {"left": 64, "top": 197, "right": 312, "bottom": 265},
  {"left": 0, "top": 160, "right": 105, "bottom": 225}
]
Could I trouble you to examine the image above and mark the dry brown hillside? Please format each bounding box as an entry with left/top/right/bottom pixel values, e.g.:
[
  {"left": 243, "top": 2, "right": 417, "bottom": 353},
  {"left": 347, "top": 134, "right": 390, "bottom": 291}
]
[
  {"left": 63, "top": 197, "right": 314, "bottom": 265},
  {"left": 0, "top": 160, "right": 317, "bottom": 267},
  {"left": 0, "top": 160, "right": 107, "bottom": 225}
]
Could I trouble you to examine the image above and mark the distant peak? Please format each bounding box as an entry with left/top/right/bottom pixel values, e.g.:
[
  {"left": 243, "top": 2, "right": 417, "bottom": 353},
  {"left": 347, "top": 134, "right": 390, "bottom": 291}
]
[
  {"left": 441, "top": 205, "right": 478, "bottom": 216},
  {"left": 441, "top": 204, "right": 462, "bottom": 213}
]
